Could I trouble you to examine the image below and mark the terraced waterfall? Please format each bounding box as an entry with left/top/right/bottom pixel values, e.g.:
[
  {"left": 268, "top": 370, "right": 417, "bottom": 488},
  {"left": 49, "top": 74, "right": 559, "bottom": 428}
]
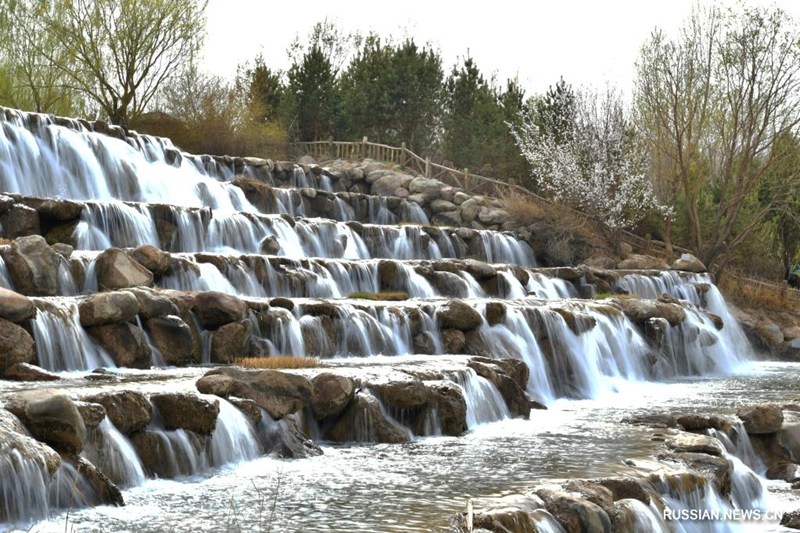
[{"left": 1, "top": 107, "right": 800, "bottom": 532}]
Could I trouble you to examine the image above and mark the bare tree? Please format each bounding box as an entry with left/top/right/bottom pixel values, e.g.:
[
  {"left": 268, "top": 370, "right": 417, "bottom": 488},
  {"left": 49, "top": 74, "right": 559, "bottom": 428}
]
[
  {"left": 636, "top": 4, "right": 800, "bottom": 274},
  {"left": 37, "top": 0, "right": 207, "bottom": 126}
]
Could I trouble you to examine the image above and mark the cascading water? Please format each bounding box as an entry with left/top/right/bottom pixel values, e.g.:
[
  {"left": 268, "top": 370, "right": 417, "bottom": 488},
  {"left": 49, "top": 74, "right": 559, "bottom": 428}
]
[
  {"left": 82, "top": 418, "right": 146, "bottom": 487},
  {"left": 450, "top": 369, "right": 510, "bottom": 427},
  {"left": 30, "top": 299, "right": 114, "bottom": 371}
]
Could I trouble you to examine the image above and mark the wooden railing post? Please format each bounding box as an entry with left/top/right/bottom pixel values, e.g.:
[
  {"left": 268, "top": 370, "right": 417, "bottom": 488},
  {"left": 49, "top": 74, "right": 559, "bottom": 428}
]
[
  {"left": 464, "top": 168, "right": 469, "bottom": 190},
  {"left": 400, "top": 142, "right": 407, "bottom": 167},
  {"left": 425, "top": 156, "right": 431, "bottom": 178},
  {"left": 361, "top": 136, "right": 368, "bottom": 159}
]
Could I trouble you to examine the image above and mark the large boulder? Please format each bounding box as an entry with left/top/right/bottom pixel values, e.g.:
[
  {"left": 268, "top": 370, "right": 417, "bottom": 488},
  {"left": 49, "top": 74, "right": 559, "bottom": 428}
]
[
  {"left": 536, "top": 489, "right": 612, "bottom": 533},
  {"left": 144, "top": 315, "right": 196, "bottom": 365},
  {"left": 737, "top": 403, "right": 784, "bottom": 434},
  {"left": 371, "top": 173, "right": 412, "bottom": 197},
  {"left": 310, "top": 373, "right": 355, "bottom": 420},
  {"left": 326, "top": 390, "right": 412, "bottom": 444},
  {"left": 78, "top": 290, "right": 140, "bottom": 327},
  {"left": 86, "top": 322, "right": 152, "bottom": 368},
  {"left": 95, "top": 248, "right": 154, "bottom": 290},
  {"left": 426, "top": 381, "right": 467, "bottom": 436},
  {"left": 0, "top": 410, "right": 61, "bottom": 477},
  {"left": 439, "top": 300, "right": 483, "bottom": 331},
  {"left": 616, "top": 254, "right": 670, "bottom": 270},
  {"left": 83, "top": 390, "right": 152, "bottom": 434},
  {"left": 210, "top": 320, "right": 252, "bottom": 364},
  {"left": 754, "top": 318, "right": 784, "bottom": 350},
  {"left": 0, "top": 204, "right": 39, "bottom": 238},
  {"left": 197, "top": 367, "right": 312, "bottom": 419},
  {"left": 3, "top": 363, "right": 60, "bottom": 382},
  {"left": 1, "top": 235, "right": 60, "bottom": 295},
  {"left": 128, "top": 287, "right": 179, "bottom": 319},
  {"left": 0, "top": 287, "right": 34, "bottom": 322},
  {"left": 672, "top": 253, "right": 707, "bottom": 273},
  {"left": 193, "top": 291, "right": 247, "bottom": 329},
  {"left": 0, "top": 318, "right": 35, "bottom": 371},
  {"left": 372, "top": 379, "right": 429, "bottom": 410},
  {"left": 408, "top": 177, "right": 444, "bottom": 202},
  {"left": 130, "top": 245, "right": 171, "bottom": 276},
  {"left": 150, "top": 393, "right": 219, "bottom": 435},
  {"left": 7, "top": 391, "right": 86, "bottom": 454}
]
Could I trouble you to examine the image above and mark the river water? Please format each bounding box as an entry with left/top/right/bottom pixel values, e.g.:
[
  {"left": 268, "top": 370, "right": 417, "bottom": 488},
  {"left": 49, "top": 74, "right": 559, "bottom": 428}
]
[{"left": 8, "top": 361, "right": 797, "bottom": 533}]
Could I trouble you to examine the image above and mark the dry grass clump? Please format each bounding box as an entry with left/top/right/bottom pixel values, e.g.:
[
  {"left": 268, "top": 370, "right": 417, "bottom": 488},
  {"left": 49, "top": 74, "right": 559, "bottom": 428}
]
[
  {"left": 235, "top": 356, "right": 323, "bottom": 369},
  {"left": 719, "top": 275, "right": 800, "bottom": 312},
  {"left": 348, "top": 291, "right": 409, "bottom": 301},
  {"left": 500, "top": 192, "right": 547, "bottom": 226}
]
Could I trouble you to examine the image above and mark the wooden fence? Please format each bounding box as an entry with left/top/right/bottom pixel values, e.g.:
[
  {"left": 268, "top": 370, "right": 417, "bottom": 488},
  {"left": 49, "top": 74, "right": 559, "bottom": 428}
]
[{"left": 290, "top": 138, "right": 692, "bottom": 259}]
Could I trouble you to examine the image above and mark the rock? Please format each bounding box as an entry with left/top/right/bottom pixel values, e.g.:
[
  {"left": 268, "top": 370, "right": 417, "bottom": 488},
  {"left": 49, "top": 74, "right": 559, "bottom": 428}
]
[
  {"left": 0, "top": 319, "right": 35, "bottom": 371},
  {"left": 0, "top": 204, "right": 39, "bottom": 238},
  {"left": 612, "top": 297, "right": 686, "bottom": 326},
  {"left": 767, "top": 462, "right": 800, "bottom": 483},
  {"left": 3, "top": 363, "right": 60, "bottom": 382},
  {"left": 413, "top": 332, "right": 436, "bottom": 354},
  {"left": 672, "top": 253, "right": 707, "bottom": 273},
  {"left": 86, "top": 322, "right": 152, "bottom": 368},
  {"left": 408, "top": 177, "right": 443, "bottom": 202},
  {"left": 485, "top": 302, "right": 506, "bottom": 325},
  {"left": 439, "top": 300, "right": 483, "bottom": 331},
  {"left": 129, "top": 287, "right": 179, "bottom": 319},
  {"left": 144, "top": 315, "right": 196, "bottom": 365},
  {"left": 95, "top": 248, "right": 154, "bottom": 290},
  {"left": 1, "top": 235, "right": 60, "bottom": 295},
  {"left": 310, "top": 373, "right": 355, "bottom": 420},
  {"left": 737, "top": 403, "right": 784, "bottom": 434},
  {"left": 371, "top": 173, "right": 412, "bottom": 196},
  {"left": 429, "top": 199, "right": 457, "bottom": 214},
  {"left": 51, "top": 243, "right": 73, "bottom": 258},
  {"left": 150, "top": 393, "right": 219, "bottom": 435},
  {"left": 131, "top": 245, "right": 171, "bottom": 275},
  {"left": 7, "top": 391, "right": 86, "bottom": 453},
  {"left": 197, "top": 367, "right": 312, "bottom": 419},
  {"left": 459, "top": 198, "right": 480, "bottom": 223},
  {"left": 84, "top": 390, "right": 152, "bottom": 434},
  {"left": 260, "top": 415, "right": 323, "bottom": 458},
  {"left": 666, "top": 433, "right": 724, "bottom": 456},
  {"left": 781, "top": 509, "right": 800, "bottom": 529},
  {"left": 676, "top": 414, "right": 731, "bottom": 432},
  {"left": 536, "top": 489, "right": 612, "bottom": 533},
  {"left": 228, "top": 398, "right": 262, "bottom": 425},
  {"left": 453, "top": 191, "right": 471, "bottom": 205},
  {"left": 441, "top": 328, "right": 466, "bottom": 353},
  {"left": 377, "top": 260, "right": 400, "bottom": 291},
  {"left": 0, "top": 287, "right": 34, "bottom": 322},
  {"left": 0, "top": 410, "right": 61, "bottom": 476},
  {"left": 372, "top": 379, "right": 429, "bottom": 409},
  {"left": 74, "top": 401, "right": 106, "bottom": 429},
  {"left": 426, "top": 381, "right": 467, "bottom": 436},
  {"left": 78, "top": 290, "right": 140, "bottom": 327},
  {"left": 431, "top": 210, "right": 462, "bottom": 227},
  {"left": 131, "top": 429, "right": 205, "bottom": 478},
  {"left": 477, "top": 207, "right": 508, "bottom": 226},
  {"left": 60, "top": 454, "right": 125, "bottom": 508},
  {"left": 326, "top": 391, "right": 411, "bottom": 444},
  {"left": 32, "top": 198, "right": 83, "bottom": 222},
  {"left": 193, "top": 291, "right": 247, "bottom": 329},
  {"left": 616, "top": 254, "right": 670, "bottom": 270},
  {"left": 260, "top": 235, "right": 281, "bottom": 255},
  {"left": 755, "top": 318, "right": 784, "bottom": 349},
  {"left": 594, "top": 478, "right": 650, "bottom": 504},
  {"left": 210, "top": 320, "right": 252, "bottom": 364}
]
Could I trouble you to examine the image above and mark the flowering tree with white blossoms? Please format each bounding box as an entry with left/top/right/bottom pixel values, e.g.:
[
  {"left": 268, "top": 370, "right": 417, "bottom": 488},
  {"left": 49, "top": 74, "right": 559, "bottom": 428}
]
[{"left": 512, "top": 86, "right": 671, "bottom": 233}]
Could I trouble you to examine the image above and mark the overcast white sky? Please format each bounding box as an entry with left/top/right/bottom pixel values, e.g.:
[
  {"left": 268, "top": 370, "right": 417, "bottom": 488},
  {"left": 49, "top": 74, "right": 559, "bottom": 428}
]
[{"left": 202, "top": 1, "right": 800, "bottom": 97}]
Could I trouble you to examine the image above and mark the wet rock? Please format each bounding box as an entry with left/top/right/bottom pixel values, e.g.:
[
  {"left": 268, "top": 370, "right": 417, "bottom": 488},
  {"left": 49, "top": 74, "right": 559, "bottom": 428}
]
[
  {"left": 131, "top": 244, "right": 171, "bottom": 276},
  {"left": 644, "top": 317, "right": 669, "bottom": 346},
  {"left": 228, "top": 398, "right": 262, "bottom": 425},
  {"left": 536, "top": 489, "right": 612, "bottom": 533},
  {"left": 622, "top": 414, "right": 677, "bottom": 428},
  {"left": 3, "top": 363, "right": 60, "bottom": 382},
  {"left": 781, "top": 509, "right": 800, "bottom": 529},
  {"left": 666, "top": 433, "right": 724, "bottom": 456},
  {"left": 86, "top": 322, "right": 152, "bottom": 368},
  {"left": 51, "top": 243, "right": 73, "bottom": 258},
  {"left": 78, "top": 290, "right": 140, "bottom": 326},
  {"left": 439, "top": 300, "right": 483, "bottom": 331},
  {"left": 210, "top": 320, "right": 252, "bottom": 364},
  {"left": 1, "top": 235, "right": 60, "bottom": 296},
  {"left": 767, "top": 461, "right": 800, "bottom": 482},
  {"left": 594, "top": 478, "right": 650, "bottom": 504},
  {"left": 7, "top": 391, "right": 86, "bottom": 454},
  {"left": 0, "top": 319, "right": 35, "bottom": 371},
  {"left": 738, "top": 403, "right": 784, "bottom": 434},
  {"left": 426, "top": 381, "right": 467, "bottom": 436},
  {"left": 84, "top": 390, "right": 152, "bottom": 434},
  {"left": 442, "top": 328, "right": 466, "bottom": 353},
  {"left": 612, "top": 297, "right": 686, "bottom": 326},
  {"left": 0, "top": 287, "right": 34, "bottom": 322},
  {"left": 413, "top": 332, "right": 437, "bottom": 355},
  {"left": 60, "top": 454, "right": 125, "bottom": 508},
  {"left": 468, "top": 360, "right": 530, "bottom": 418},
  {"left": 672, "top": 253, "right": 707, "bottom": 273},
  {"left": 326, "top": 390, "right": 411, "bottom": 444},
  {"left": 310, "top": 373, "right": 355, "bottom": 420},
  {"left": 197, "top": 367, "right": 312, "bottom": 419},
  {"left": 260, "top": 235, "right": 280, "bottom": 255},
  {"left": 194, "top": 291, "right": 247, "bottom": 329},
  {"left": 485, "top": 302, "right": 506, "bottom": 326},
  {"left": 260, "top": 415, "right": 323, "bottom": 458},
  {"left": 372, "top": 379, "right": 429, "bottom": 409},
  {"left": 0, "top": 204, "right": 39, "bottom": 238},
  {"left": 144, "top": 315, "right": 196, "bottom": 365},
  {"left": 129, "top": 287, "right": 179, "bottom": 319},
  {"left": 74, "top": 401, "right": 106, "bottom": 429},
  {"left": 131, "top": 429, "right": 205, "bottom": 478},
  {"left": 677, "top": 414, "right": 732, "bottom": 432},
  {"left": 95, "top": 248, "right": 154, "bottom": 290},
  {"left": 564, "top": 480, "right": 615, "bottom": 517},
  {"left": 0, "top": 410, "right": 61, "bottom": 476},
  {"left": 150, "top": 393, "right": 219, "bottom": 436}
]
